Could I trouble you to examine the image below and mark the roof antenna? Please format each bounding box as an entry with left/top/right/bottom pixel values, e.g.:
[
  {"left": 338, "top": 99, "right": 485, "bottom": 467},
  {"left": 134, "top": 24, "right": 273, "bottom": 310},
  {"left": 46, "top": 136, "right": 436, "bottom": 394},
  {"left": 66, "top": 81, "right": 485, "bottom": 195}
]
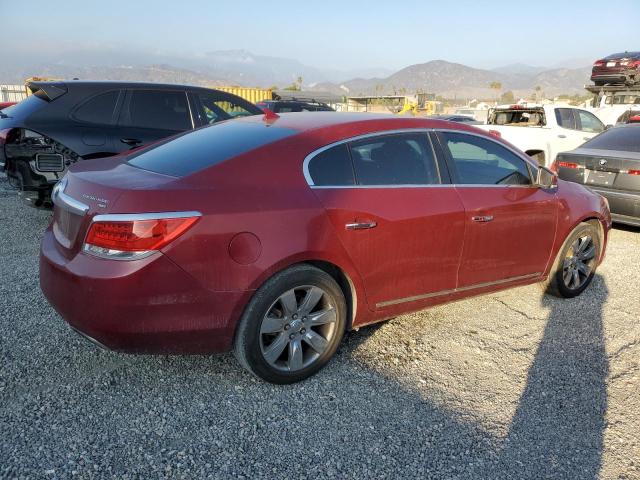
[{"left": 262, "top": 108, "right": 280, "bottom": 123}]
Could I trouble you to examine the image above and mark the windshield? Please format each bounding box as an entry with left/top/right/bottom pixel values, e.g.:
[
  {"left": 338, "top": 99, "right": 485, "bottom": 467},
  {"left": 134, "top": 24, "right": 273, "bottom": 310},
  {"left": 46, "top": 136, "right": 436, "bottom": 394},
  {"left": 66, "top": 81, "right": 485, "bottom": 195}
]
[
  {"left": 582, "top": 126, "right": 640, "bottom": 152},
  {"left": 488, "top": 108, "right": 546, "bottom": 126}
]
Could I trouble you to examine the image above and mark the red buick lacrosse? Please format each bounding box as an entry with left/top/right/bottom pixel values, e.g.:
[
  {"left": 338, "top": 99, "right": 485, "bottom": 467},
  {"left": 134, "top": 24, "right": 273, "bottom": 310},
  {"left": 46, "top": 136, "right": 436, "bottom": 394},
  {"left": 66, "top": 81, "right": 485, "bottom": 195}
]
[{"left": 40, "top": 112, "right": 611, "bottom": 383}]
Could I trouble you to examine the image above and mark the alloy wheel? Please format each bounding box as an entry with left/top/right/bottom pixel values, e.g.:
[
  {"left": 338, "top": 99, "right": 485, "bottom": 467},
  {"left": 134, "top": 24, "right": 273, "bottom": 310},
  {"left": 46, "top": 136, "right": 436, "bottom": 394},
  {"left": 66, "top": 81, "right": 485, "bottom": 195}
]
[
  {"left": 259, "top": 286, "right": 338, "bottom": 372},
  {"left": 562, "top": 234, "right": 597, "bottom": 290}
]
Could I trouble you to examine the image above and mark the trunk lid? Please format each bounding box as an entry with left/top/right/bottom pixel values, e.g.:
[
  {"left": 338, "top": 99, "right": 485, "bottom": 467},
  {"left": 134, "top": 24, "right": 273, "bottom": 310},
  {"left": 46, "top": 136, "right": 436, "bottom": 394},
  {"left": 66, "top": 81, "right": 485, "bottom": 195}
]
[{"left": 556, "top": 148, "right": 640, "bottom": 192}]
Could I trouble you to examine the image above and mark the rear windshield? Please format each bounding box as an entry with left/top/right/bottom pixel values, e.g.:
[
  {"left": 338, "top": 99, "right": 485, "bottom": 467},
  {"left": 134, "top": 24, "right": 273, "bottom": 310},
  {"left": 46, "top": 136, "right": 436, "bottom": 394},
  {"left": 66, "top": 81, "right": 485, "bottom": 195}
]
[
  {"left": 582, "top": 126, "right": 640, "bottom": 152},
  {"left": 128, "top": 120, "right": 297, "bottom": 177},
  {"left": 488, "top": 109, "right": 546, "bottom": 126},
  {"left": 0, "top": 94, "right": 48, "bottom": 118}
]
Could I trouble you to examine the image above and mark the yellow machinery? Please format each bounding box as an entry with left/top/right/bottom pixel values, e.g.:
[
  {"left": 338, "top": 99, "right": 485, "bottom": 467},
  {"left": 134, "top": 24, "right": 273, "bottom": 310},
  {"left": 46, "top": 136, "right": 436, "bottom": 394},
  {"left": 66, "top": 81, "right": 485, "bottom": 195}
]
[{"left": 214, "top": 86, "right": 273, "bottom": 104}]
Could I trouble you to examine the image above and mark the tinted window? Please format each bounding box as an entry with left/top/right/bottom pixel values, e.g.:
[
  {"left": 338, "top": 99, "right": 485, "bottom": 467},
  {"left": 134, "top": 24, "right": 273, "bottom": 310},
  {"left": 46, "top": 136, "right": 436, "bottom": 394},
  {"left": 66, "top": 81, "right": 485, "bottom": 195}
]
[
  {"left": 440, "top": 132, "right": 531, "bottom": 185},
  {"left": 193, "top": 91, "right": 259, "bottom": 125},
  {"left": 123, "top": 90, "right": 191, "bottom": 131},
  {"left": 576, "top": 110, "right": 604, "bottom": 133},
  {"left": 128, "top": 121, "right": 297, "bottom": 177},
  {"left": 350, "top": 133, "right": 439, "bottom": 185},
  {"left": 308, "top": 144, "right": 354, "bottom": 186},
  {"left": 555, "top": 108, "right": 577, "bottom": 129},
  {"left": 72, "top": 90, "right": 119, "bottom": 124},
  {"left": 582, "top": 126, "right": 640, "bottom": 152}
]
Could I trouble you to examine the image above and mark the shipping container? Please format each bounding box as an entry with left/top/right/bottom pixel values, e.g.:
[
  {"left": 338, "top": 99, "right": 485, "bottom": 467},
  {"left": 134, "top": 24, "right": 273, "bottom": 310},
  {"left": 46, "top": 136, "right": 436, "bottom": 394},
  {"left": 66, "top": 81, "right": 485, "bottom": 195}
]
[{"left": 214, "top": 86, "right": 273, "bottom": 105}]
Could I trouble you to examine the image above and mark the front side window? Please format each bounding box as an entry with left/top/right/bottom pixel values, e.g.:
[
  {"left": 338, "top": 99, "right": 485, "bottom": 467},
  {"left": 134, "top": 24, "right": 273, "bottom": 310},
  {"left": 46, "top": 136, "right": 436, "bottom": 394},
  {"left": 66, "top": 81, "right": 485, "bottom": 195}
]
[
  {"left": 123, "top": 90, "right": 191, "bottom": 131},
  {"left": 194, "top": 92, "right": 259, "bottom": 125},
  {"left": 72, "top": 90, "right": 119, "bottom": 124},
  {"left": 307, "top": 144, "right": 354, "bottom": 186},
  {"left": 440, "top": 132, "right": 531, "bottom": 185},
  {"left": 555, "top": 108, "right": 577, "bottom": 130},
  {"left": 576, "top": 110, "right": 604, "bottom": 133},
  {"left": 349, "top": 133, "right": 439, "bottom": 186}
]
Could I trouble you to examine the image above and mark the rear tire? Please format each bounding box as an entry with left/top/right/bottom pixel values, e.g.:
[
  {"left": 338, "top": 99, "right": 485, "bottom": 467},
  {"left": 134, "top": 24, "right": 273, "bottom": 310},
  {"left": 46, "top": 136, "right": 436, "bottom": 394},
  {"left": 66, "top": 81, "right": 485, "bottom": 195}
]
[
  {"left": 233, "top": 264, "right": 347, "bottom": 384},
  {"left": 541, "top": 222, "right": 601, "bottom": 298}
]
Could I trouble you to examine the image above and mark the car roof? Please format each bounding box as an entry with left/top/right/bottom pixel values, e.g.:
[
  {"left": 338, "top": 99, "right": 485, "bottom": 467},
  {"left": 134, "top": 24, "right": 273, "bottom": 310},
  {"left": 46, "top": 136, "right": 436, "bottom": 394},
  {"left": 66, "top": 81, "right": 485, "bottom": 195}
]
[
  {"left": 604, "top": 51, "right": 640, "bottom": 59},
  {"left": 231, "top": 111, "right": 491, "bottom": 136},
  {"left": 28, "top": 80, "right": 220, "bottom": 92}
]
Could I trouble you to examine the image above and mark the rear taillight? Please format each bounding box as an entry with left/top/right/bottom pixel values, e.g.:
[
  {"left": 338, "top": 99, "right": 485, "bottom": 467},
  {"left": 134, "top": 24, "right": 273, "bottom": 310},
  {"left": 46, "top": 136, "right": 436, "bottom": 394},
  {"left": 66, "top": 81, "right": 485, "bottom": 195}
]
[
  {"left": 628, "top": 169, "right": 640, "bottom": 176},
  {"left": 594, "top": 60, "right": 604, "bottom": 67},
  {"left": 83, "top": 212, "right": 201, "bottom": 260},
  {"left": 488, "top": 130, "right": 502, "bottom": 138},
  {"left": 558, "top": 161, "right": 579, "bottom": 169}
]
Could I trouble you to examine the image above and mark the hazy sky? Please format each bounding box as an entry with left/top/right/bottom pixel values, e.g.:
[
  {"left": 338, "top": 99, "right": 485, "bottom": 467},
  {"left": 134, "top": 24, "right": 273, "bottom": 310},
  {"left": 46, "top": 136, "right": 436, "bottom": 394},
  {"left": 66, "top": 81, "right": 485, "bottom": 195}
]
[{"left": 2, "top": 0, "right": 638, "bottom": 70}]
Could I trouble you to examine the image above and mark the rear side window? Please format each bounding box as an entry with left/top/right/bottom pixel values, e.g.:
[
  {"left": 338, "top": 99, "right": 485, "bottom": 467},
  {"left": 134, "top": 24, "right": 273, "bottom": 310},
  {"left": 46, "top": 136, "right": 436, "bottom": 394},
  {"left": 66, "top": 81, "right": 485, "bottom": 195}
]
[
  {"left": 128, "top": 121, "right": 297, "bottom": 177},
  {"left": 350, "top": 133, "right": 439, "bottom": 185},
  {"left": 307, "top": 144, "right": 354, "bottom": 186},
  {"left": 440, "top": 132, "right": 531, "bottom": 185},
  {"left": 122, "top": 90, "right": 191, "bottom": 131},
  {"left": 72, "top": 90, "right": 119, "bottom": 124},
  {"left": 582, "top": 126, "right": 640, "bottom": 152},
  {"left": 555, "top": 108, "right": 577, "bottom": 129}
]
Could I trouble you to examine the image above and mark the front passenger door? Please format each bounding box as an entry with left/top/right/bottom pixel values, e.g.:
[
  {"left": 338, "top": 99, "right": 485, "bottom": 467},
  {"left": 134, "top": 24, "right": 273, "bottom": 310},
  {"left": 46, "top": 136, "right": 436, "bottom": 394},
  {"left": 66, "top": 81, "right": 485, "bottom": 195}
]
[{"left": 436, "top": 131, "right": 558, "bottom": 288}]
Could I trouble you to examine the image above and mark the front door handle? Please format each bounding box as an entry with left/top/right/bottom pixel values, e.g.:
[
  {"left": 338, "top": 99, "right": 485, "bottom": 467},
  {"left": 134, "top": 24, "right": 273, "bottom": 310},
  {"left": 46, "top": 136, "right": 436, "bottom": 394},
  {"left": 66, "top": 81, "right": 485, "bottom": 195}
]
[
  {"left": 471, "top": 215, "right": 494, "bottom": 223},
  {"left": 558, "top": 134, "right": 567, "bottom": 139},
  {"left": 121, "top": 137, "right": 142, "bottom": 146},
  {"left": 345, "top": 221, "right": 377, "bottom": 230}
]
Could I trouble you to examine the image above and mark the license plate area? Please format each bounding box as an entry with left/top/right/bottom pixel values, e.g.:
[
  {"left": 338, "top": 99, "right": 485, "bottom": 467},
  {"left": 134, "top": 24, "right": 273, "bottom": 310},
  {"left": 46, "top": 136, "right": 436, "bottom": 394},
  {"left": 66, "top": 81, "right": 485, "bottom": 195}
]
[
  {"left": 606, "top": 61, "right": 616, "bottom": 67},
  {"left": 586, "top": 170, "right": 616, "bottom": 186},
  {"left": 53, "top": 208, "right": 83, "bottom": 249}
]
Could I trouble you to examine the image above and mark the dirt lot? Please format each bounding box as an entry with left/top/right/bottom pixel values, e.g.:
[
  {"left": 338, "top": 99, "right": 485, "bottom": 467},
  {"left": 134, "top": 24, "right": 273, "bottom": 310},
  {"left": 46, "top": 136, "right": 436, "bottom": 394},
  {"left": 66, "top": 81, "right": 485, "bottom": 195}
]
[{"left": 1, "top": 172, "right": 638, "bottom": 479}]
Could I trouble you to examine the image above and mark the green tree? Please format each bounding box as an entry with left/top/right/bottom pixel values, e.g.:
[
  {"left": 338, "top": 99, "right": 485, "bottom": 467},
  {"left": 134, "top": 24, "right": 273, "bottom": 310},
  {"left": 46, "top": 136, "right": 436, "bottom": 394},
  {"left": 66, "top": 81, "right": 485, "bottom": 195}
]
[
  {"left": 500, "top": 90, "right": 515, "bottom": 104},
  {"left": 489, "top": 81, "right": 502, "bottom": 103}
]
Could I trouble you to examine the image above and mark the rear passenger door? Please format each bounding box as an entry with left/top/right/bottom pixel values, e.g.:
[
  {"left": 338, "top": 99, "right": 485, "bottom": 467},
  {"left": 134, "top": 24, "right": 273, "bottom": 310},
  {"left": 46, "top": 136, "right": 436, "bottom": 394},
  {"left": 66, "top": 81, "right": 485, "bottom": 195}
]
[
  {"left": 436, "top": 131, "right": 558, "bottom": 288},
  {"left": 308, "top": 131, "right": 466, "bottom": 311},
  {"left": 115, "top": 89, "right": 193, "bottom": 152}
]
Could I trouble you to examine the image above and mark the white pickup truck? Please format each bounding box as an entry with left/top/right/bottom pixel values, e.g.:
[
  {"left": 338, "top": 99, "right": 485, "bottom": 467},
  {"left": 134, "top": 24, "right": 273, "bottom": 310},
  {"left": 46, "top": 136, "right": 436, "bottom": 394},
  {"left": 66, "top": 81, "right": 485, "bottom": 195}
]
[{"left": 476, "top": 104, "right": 605, "bottom": 167}]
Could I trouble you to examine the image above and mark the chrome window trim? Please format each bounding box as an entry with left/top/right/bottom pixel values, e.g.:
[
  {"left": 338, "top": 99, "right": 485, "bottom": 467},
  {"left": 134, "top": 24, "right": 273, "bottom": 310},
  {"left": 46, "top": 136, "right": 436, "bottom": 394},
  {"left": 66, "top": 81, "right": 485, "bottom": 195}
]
[
  {"left": 91, "top": 211, "right": 202, "bottom": 223},
  {"left": 51, "top": 178, "right": 89, "bottom": 216},
  {"left": 376, "top": 272, "right": 542, "bottom": 309},
  {"left": 303, "top": 127, "right": 542, "bottom": 189}
]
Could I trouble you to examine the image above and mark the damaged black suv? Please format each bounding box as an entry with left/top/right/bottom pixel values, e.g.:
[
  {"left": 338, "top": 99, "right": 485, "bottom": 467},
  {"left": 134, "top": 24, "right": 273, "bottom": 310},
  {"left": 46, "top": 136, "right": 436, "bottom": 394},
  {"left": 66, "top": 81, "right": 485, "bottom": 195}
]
[{"left": 0, "top": 81, "right": 261, "bottom": 205}]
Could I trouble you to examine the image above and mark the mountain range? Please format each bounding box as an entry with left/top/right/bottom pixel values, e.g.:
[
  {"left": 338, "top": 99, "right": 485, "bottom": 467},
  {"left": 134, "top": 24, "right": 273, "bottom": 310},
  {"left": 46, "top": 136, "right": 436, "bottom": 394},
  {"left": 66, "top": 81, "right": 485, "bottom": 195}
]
[{"left": 0, "top": 48, "right": 592, "bottom": 98}]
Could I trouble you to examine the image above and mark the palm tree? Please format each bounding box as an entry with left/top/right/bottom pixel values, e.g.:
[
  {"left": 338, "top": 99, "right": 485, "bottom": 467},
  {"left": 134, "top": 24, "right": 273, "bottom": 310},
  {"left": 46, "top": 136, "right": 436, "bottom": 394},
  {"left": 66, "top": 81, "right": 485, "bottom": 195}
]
[{"left": 489, "top": 81, "right": 502, "bottom": 104}]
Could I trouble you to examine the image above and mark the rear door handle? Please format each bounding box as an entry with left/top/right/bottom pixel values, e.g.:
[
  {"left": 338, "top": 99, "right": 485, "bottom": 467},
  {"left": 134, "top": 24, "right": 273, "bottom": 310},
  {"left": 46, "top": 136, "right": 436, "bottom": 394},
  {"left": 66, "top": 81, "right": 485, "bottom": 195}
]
[
  {"left": 471, "top": 215, "right": 494, "bottom": 223},
  {"left": 345, "top": 221, "right": 377, "bottom": 230},
  {"left": 120, "top": 138, "right": 142, "bottom": 146},
  {"left": 558, "top": 134, "right": 567, "bottom": 139}
]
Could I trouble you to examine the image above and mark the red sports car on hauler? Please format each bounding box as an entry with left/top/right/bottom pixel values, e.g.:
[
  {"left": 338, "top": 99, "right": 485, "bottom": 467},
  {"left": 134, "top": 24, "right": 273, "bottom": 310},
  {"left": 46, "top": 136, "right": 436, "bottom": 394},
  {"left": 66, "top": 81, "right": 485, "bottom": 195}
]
[{"left": 40, "top": 112, "right": 611, "bottom": 383}]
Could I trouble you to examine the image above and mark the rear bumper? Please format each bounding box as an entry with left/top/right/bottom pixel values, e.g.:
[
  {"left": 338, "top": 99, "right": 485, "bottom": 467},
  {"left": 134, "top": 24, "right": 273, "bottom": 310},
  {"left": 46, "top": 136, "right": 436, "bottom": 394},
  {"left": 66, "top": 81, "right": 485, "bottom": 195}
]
[
  {"left": 40, "top": 228, "right": 252, "bottom": 354},
  {"left": 590, "top": 69, "right": 638, "bottom": 84}
]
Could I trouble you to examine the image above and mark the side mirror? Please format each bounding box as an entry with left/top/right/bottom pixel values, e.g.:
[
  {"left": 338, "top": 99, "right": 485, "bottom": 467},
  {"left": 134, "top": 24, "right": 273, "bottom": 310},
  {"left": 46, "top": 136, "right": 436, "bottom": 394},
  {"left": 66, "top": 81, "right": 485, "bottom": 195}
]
[
  {"left": 605, "top": 124, "right": 613, "bottom": 130},
  {"left": 536, "top": 166, "right": 557, "bottom": 189}
]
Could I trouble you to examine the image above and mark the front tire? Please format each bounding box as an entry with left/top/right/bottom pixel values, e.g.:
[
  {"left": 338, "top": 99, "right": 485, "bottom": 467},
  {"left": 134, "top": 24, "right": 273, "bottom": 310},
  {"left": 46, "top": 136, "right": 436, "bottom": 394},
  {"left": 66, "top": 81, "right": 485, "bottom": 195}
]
[
  {"left": 233, "top": 264, "right": 347, "bottom": 384},
  {"left": 542, "top": 222, "right": 601, "bottom": 298}
]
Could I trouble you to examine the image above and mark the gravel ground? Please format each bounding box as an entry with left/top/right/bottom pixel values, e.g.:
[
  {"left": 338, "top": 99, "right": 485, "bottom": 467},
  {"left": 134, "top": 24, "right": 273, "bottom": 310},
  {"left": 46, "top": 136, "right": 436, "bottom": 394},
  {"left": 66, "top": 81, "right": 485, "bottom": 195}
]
[{"left": 1, "top": 172, "right": 639, "bottom": 479}]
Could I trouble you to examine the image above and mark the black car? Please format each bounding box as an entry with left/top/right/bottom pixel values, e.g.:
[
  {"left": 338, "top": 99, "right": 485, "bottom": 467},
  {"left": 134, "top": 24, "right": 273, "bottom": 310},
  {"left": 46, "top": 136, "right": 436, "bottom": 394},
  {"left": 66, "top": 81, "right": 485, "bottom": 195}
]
[
  {"left": 256, "top": 98, "right": 334, "bottom": 113},
  {"left": 0, "top": 81, "right": 262, "bottom": 205},
  {"left": 555, "top": 124, "right": 640, "bottom": 226}
]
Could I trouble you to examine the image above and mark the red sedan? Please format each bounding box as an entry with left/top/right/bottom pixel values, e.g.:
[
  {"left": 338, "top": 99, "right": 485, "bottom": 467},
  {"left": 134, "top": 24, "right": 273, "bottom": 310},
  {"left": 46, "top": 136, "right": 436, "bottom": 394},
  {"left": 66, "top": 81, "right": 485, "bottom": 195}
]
[{"left": 40, "top": 113, "right": 611, "bottom": 383}]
